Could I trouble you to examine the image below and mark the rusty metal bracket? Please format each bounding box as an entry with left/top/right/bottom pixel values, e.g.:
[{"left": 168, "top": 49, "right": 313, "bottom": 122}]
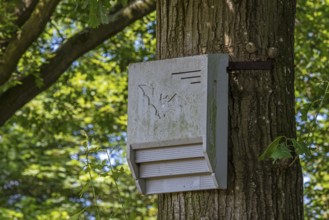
[{"left": 227, "top": 61, "right": 272, "bottom": 71}]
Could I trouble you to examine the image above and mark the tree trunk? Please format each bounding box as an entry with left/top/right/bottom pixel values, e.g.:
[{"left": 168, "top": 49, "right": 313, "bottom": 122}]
[{"left": 156, "top": 0, "right": 303, "bottom": 219}]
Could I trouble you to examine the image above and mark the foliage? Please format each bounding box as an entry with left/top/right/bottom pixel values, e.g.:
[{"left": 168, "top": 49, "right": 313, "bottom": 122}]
[
  {"left": 73, "top": 0, "right": 130, "bottom": 28},
  {"left": 0, "top": 0, "right": 157, "bottom": 218},
  {"left": 295, "top": 0, "right": 329, "bottom": 219},
  {"left": 258, "top": 136, "right": 310, "bottom": 164},
  {"left": 0, "top": 0, "right": 18, "bottom": 46}
]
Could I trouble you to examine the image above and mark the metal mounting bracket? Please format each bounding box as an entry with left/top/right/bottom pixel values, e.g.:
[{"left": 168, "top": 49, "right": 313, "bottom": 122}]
[{"left": 227, "top": 61, "right": 272, "bottom": 71}]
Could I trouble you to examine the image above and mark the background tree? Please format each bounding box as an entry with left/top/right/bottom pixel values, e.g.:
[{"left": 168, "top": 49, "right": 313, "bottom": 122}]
[
  {"left": 156, "top": 0, "right": 303, "bottom": 219},
  {"left": 0, "top": 0, "right": 155, "bottom": 126},
  {"left": 0, "top": 0, "right": 157, "bottom": 219},
  {"left": 295, "top": 0, "right": 329, "bottom": 218}
]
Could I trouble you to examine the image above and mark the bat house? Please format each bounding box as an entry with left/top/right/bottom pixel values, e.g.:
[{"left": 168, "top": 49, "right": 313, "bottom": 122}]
[{"left": 127, "top": 54, "right": 228, "bottom": 194}]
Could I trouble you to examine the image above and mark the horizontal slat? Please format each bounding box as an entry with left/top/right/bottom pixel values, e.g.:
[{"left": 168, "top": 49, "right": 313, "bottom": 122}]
[
  {"left": 130, "top": 137, "right": 203, "bottom": 150},
  {"left": 144, "top": 174, "right": 218, "bottom": 194},
  {"left": 135, "top": 144, "right": 203, "bottom": 163},
  {"left": 139, "top": 158, "right": 210, "bottom": 178}
]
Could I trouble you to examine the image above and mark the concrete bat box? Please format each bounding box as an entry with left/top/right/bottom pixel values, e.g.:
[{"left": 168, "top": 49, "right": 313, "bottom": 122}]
[{"left": 127, "top": 54, "right": 229, "bottom": 195}]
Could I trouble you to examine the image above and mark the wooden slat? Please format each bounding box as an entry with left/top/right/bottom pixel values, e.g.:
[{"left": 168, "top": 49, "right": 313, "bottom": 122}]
[
  {"left": 145, "top": 174, "right": 218, "bottom": 194},
  {"left": 130, "top": 137, "right": 203, "bottom": 150},
  {"left": 135, "top": 143, "right": 203, "bottom": 163},
  {"left": 139, "top": 158, "right": 210, "bottom": 178}
]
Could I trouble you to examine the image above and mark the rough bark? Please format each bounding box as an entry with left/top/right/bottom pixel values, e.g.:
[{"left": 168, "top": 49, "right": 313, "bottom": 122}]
[
  {"left": 0, "top": 0, "right": 156, "bottom": 126},
  {"left": 157, "top": 0, "right": 303, "bottom": 219}
]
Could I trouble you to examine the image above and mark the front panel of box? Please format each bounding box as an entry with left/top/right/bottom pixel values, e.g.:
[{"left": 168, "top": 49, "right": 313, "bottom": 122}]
[{"left": 128, "top": 56, "right": 208, "bottom": 144}]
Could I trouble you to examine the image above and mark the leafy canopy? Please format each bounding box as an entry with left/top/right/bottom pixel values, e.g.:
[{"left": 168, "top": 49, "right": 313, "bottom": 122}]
[{"left": 0, "top": 0, "right": 157, "bottom": 219}]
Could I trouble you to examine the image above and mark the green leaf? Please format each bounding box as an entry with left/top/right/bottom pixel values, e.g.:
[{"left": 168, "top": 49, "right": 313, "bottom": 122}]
[
  {"left": 88, "top": 0, "right": 99, "bottom": 28},
  {"left": 79, "top": 182, "right": 90, "bottom": 198},
  {"left": 300, "top": 103, "right": 311, "bottom": 121},
  {"left": 70, "top": 208, "right": 87, "bottom": 220},
  {"left": 121, "top": 0, "right": 128, "bottom": 6},
  {"left": 99, "top": 3, "right": 109, "bottom": 24},
  {"left": 259, "top": 136, "right": 285, "bottom": 161},
  {"left": 87, "top": 146, "right": 100, "bottom": 153},
  {"left": 270, "top": 144, "right": 292, "bottom": 163},
  {"left": 291, "top": 138, "right": 311, "bottom": 156}
]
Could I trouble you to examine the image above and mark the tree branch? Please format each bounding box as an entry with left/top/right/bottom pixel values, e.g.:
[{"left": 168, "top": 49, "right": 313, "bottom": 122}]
[
  {"left": 0, "top": 0, "right": 39, "bottom": 50},
  {"left": 0, "top": 0, "right": 61, "bottom": 86},
  {"left": 15, "top": 0, "right": 39, "bottom": 27},
  {"left": 0, "top": 0, "right": 156, "bottom": 127}
]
